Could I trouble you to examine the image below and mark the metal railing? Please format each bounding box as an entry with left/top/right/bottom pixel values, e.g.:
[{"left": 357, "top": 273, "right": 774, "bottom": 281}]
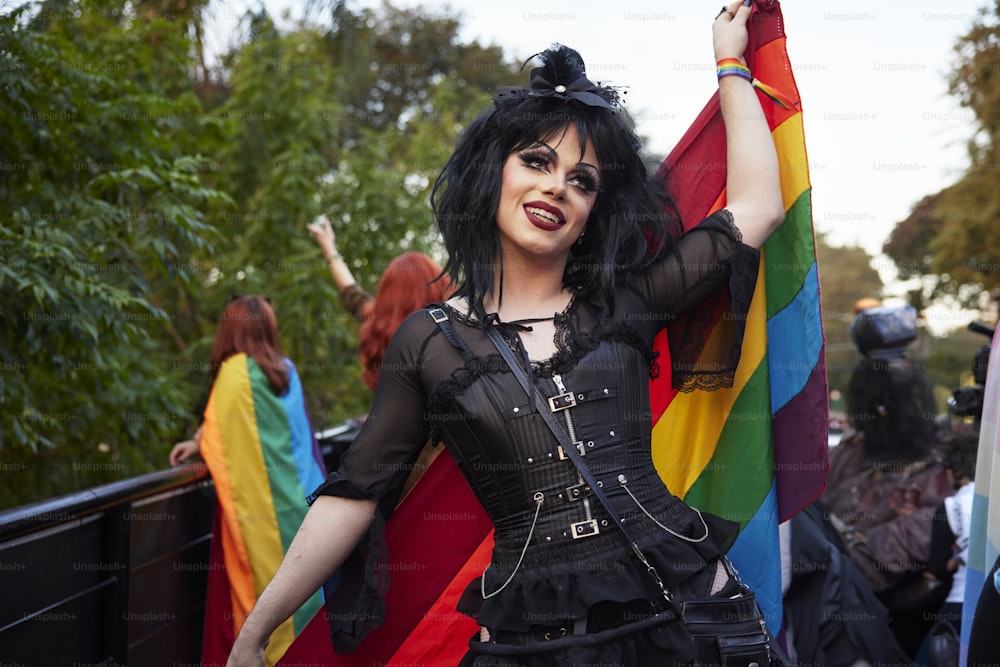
[
  {"left": 0, "top": 464, "right": 215, "bottom": 666},
  {"left": 0, "top": 422, "right": 360, "bottom": 667}
]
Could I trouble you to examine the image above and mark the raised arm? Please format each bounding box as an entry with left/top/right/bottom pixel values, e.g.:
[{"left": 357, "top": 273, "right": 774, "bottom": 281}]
[
  {"left": 308, "top": 215, "right": 359, "bottom": 293},
  {"left": 713, "top": 0, "right": 785, "bottom": 248},
  {"left": 227, "top": 495, "right": 376, "bottom": 666}
]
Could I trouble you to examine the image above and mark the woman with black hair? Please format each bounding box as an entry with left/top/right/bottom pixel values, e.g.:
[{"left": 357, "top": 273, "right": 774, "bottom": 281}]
[
  {"left": 227, "top": 2, "right": 786, "bottom": 664},
  {"left": 822, "top": 314, "right": 954, "bottom": 658}
]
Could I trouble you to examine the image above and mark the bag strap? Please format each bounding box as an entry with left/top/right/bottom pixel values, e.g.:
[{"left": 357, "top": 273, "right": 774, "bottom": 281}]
[
  {"left": 426, "top": 307, "right": 798, "bottom": 664},
  {"left": 479, "top": 321, "right": 682, "bottom": 611}
]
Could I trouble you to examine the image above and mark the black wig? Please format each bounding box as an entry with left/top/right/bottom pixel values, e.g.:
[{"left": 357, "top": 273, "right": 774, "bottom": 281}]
[{"left": 431, "top": 44, "right": 680, "bottom": 321}]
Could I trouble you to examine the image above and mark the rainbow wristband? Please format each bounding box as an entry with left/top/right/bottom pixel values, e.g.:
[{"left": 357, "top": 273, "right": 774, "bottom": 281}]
[
  {"left": 716, "top": 57, "right": 797, "bottom": 110},
  {"left": 716, "top": 57, "right": 751, "bottom": 82}
]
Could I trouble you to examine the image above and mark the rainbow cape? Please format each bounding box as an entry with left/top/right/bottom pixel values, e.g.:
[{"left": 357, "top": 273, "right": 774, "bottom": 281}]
[
  {"left": 199, "top": 353, "right": 327, "bottom": 667},
  {"left": 961, "top": 325, "right": 1000, "bottom": 663},
  {"left": 649, "top": 0, "right": 828, "bottom": 632},
  {"left": 278, "top": 1, "right": 826, "bottom": 662}
]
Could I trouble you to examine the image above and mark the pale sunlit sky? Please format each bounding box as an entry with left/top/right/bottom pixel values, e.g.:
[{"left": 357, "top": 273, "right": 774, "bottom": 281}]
[{"left": 204, "top": 0, "right": 989, "bottom": 328}]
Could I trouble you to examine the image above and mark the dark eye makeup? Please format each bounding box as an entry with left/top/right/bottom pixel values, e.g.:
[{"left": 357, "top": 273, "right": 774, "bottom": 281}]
[{"left": 516, "top": 148, "right": 601, "bottom": 194}]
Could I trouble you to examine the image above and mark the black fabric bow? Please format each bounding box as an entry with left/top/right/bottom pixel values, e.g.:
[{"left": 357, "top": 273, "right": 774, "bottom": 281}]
[
  {"left": 526, "top": 68, "right": 613, "bottom": 109},
  {"left": 483, "top": 311, "right": 545, "bottom": 333}
]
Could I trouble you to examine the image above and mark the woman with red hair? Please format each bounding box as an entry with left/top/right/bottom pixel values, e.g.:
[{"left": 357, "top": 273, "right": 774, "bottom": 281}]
[
  {"left": 170, "top": 295, "right": 326, "bottom": 666},
  {"left": 309, "top": 217, "right": 454, "bottom": 496},
  {"left": 308, "top": 215, "right": 454, "bottom": 392}
]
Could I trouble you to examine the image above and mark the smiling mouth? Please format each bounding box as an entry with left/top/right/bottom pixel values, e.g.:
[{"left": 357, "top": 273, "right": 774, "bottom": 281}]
[{"left": 525, "top": 206, "right": 564, "bottom": 225}]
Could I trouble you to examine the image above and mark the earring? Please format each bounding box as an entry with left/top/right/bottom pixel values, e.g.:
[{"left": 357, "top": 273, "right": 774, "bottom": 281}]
[{"left": 575, "top": 231, "right": 585, "bottom": 246}]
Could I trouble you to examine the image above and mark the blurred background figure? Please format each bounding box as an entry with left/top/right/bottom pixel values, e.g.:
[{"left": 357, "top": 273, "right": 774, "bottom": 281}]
[
  {"left": 308, "top": 215, "right": 453, "bottom": 492},
  {"left": 308, "top": 215, "right": 454, "bottom": 393},
  {"left": 169, "top": 295, "right": 326, "bottom": 667},
  {"left": 779, "top": 294, "right": 912, "bottom": 666},
  {"left": 780, "top": 501, "right": 910, "bottom": 667},
  {"left": 821, "top": 303, "right": 954, "bottom": 658},
  {"left": 915, "top": 429, "right": 978, "bottom": 666}
]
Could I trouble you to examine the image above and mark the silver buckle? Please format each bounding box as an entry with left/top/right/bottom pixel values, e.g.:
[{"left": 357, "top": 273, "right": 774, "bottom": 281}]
[
  {"left": 429, "top": 307, "right": 448, "bottom": 323},
  {"left": 570, "top": 519, "right": 599, "bottom": 539},
  {"left": 557, "top": 441, "right": 587, "bottom": 460},
  {"left": 565, "top": 482, "right": 590, "bottom": 502},
  {"left": 548, "top": 391, "right": 577, "bottom": 412}
]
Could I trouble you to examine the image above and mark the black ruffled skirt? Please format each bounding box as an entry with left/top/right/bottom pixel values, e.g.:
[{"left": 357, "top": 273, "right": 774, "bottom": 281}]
[{"left": 457, "top": 503, "right": 741, "bottom": 666}]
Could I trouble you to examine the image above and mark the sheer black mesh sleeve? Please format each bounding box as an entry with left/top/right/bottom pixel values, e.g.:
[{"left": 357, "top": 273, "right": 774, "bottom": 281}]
[
  {"left": 633, "top": 209, "right": 760, "bottom": 392},
  {"left": 307, "top": 313, "right": 432, "bottom": 652}
]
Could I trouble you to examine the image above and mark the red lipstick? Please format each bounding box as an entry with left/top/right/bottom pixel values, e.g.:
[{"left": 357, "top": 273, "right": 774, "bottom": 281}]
[{"left": 523, "top": 201, "right": 565, "bottom": 231}]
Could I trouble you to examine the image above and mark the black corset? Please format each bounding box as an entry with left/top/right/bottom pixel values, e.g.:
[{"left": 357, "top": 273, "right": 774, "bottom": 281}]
[{"left": 436, "top": 338, "right": 710, "bottom": 581}]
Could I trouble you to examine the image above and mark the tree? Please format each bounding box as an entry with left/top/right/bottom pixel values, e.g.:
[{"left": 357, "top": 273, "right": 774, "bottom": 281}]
[
  {"left": 815, "top": 234, "right": 983, "bottom": 418},
  {"left": 814, "top": 234, "right": 884, "bottom": 404},
  {"left": 0, "top": 1, "right": 227, "bottom": 506},
  {"left": 182, "top": 4, "right": 513, "bottom": 428},
  {"left": 0, "top": 0, "right": 513, "bottom": 508},
  {"left": 884, "top": 1, "right": 1000, "bottom": 311}
]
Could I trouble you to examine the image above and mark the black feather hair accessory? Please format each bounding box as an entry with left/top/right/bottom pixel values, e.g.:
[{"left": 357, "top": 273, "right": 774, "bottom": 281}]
[{"left": 494, "top": 43, "right": 622, "bottom": 110}]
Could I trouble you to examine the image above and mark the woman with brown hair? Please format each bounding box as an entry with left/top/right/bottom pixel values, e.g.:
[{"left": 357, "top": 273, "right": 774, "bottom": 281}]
[{"left": 170, "top": 295, "right": 326, "bottom": 666}]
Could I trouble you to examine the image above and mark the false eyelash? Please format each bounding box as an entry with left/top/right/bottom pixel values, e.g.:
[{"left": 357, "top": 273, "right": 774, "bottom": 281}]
[{"left": 517, "top": 149, "right": 601, "bottom": 193}]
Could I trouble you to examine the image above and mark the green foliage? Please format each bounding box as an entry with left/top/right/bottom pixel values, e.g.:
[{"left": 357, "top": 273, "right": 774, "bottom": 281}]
[
  {"left": 0, "top": 0, "right": 511, "bottom": 508},
  {"left": 884, "top": 1, "right": 1000, "bottom": 309},
  {"left": 815, "top": 234, "right": 884, "bottom": 398},
  {"left": 0, "top": 2, "right": 226, "bottom": 505}
]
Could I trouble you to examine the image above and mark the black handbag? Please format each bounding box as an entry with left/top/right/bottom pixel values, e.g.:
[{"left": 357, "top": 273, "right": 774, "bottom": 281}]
[
  {"left": 474, "top": 319, "right": 785, "bottom": 666},
  {"left": 681, "top": 593, "right": 776, "bottom": 666}
]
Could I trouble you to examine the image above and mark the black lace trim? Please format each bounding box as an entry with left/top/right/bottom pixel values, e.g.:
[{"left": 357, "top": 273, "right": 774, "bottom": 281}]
[
  {"left": 672, "top": 290, "right": 733, "bottom": 394},
  {"left": 671, "top": 209, "right": 758, "bottom": 393},
  {"left": 426, "top": 352, "right": 511, "bottom": 443},
  {"left": 716, "top": 208, "right": 741, "bottom": 243},
  {"left": 537, "top": 313, "right": 660, "bottom": 380},
  {"left": 425, "top": 302, "right": 659, "bottom": 443}
]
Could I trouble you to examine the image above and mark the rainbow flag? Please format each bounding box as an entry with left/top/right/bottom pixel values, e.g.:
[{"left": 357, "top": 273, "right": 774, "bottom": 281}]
[
  {"left": 278, "top": 448, "right": 492, "bottom": 666},
  {"left": 961, "top": 325, "right": 1000, "bottom": 663},
  {"left": 279, "top": 1, "right": 825, "bottom": 662},
  {"left": 199, "top": 353, "right": 327, "bottom": 667},
  {"left": 651, "top": 0, "right": 828, "bottom": 633}
]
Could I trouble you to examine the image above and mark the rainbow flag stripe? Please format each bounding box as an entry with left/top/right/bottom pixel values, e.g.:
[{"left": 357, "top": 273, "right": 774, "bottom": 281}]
[
  {"left": 651, "top": 0, "right": 828, "bottom": 632},
  {"left": 200, "top": 354, "right": 326, "bottom": 666},
  {"left": 961, "top": 325, "right": 1000, "bottom": 662}
]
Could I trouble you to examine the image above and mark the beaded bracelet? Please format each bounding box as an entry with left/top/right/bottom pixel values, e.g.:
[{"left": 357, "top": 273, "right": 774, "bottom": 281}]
[{"left": 716, "top": 57, "right": 797, "bottom": 110}]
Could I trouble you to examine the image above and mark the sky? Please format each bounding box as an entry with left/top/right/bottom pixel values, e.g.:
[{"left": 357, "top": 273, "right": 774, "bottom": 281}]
[
  {"left": 227, "top": 1, "right": 985, "bottom": 247},
  {"left": 206, "top": 0, "right": 990, "bottom": 326},
  {"left": 385, "top": 0, "right": 984, "bottom": 257}
]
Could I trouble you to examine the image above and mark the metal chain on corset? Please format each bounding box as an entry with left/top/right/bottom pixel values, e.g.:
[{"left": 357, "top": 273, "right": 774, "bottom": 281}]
[
  {"left": 481, "top": 492, "right": 545, "bottom": 599},
  {"left": 617, "top": 474, "right": 709, "bottom": 543}
]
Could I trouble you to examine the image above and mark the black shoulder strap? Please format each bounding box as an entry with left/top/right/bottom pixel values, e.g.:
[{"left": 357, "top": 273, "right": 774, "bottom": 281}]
[{"left": 427, "top": 306, "right": 475, "bottom": 364}]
